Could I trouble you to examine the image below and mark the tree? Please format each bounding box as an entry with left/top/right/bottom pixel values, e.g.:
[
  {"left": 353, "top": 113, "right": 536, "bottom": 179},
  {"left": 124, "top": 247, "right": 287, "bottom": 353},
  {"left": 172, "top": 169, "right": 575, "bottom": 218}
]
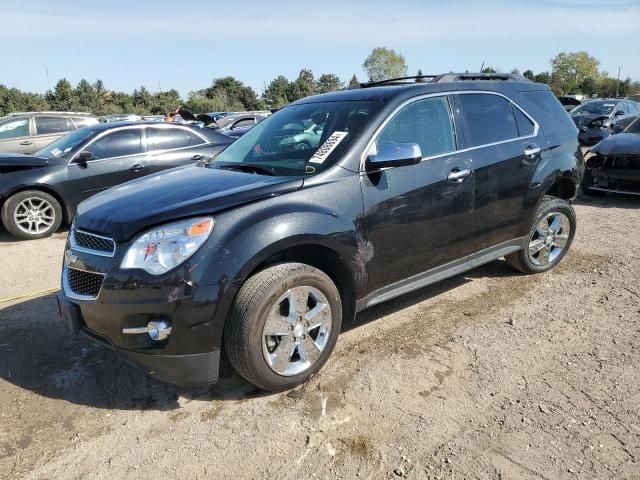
[
  {"left": 316, "top": 73, "right": 343, "bottom": 93},
  {"left": 348, "top": 74, "right": 359, "bottom": 88},
  {"left": 46, "top": 79, "right": 74, "bottom": 110},
  {"left": 263, "top": 75, "right": 290, "bottom": 108},
  {"left": 550, "top": 51, "right": 600, "bottom": 95},
  {"left": 362, "top": 47, "right": 407, "bottom": 82},
  {"left": 481, "top": 66, "right": 497, "bottom": 73},
  {"left": 74, "top": 79, "right": 96, "bottom": 112},
  {"left": 523, "top": 69, "right": 535, "bottom": 81},
  {"left": 132, "top": 86, "right": 152, "bottom": 113},
  {"left": 534, "top": 71, "right": 551, "bottom": 85},
  {"left": 510, "top": 68, "right": 520, "bottom": 75},
  {"left": 205, "top": 77, "right": 264, "bottom": 111},
  {"left": 287, "top": 69, "right": 316, "bottom": 101}
]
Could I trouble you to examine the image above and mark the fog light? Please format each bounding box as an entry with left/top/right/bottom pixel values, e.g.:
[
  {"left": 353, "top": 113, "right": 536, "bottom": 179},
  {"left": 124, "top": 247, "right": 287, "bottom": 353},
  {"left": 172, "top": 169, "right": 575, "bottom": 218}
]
[{"left": 122, "top": 320, "right": 172, "bottom": 341}]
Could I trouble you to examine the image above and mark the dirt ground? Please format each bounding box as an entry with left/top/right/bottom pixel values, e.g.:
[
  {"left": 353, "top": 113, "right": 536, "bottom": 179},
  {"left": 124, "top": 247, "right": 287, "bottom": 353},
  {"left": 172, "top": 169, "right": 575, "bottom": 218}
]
[{"left": 0, "top": 194, "right": 639, "bottom": 480}]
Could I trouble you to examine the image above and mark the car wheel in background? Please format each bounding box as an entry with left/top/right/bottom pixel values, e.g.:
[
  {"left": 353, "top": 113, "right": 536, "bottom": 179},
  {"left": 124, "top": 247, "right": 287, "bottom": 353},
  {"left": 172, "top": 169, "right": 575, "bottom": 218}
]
[
  {"left": 1, "top": 190, "right": 63, "bottom": 240},
  {"left": 505, "top": 195, "right": 576, "bottom": 274},
  {"left": 224, "top": 262, "right": 342, "bottom": 392}
]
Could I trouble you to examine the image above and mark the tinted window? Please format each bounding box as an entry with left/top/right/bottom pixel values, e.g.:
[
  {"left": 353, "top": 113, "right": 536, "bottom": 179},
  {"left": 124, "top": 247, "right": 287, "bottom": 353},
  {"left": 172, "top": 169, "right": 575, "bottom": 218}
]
[
  {"left": 146, "top": 127, "right": 205, "bottom": 151},
  {"left": 231, "top": 118, "right": 256, "bottom": 129},
  {"left": 85, "top": 129, "right": 142, "bottom": 159},
  {"left": 627, "top": 102, "right": 637, "bottom": 113},
  {"left": 35, "top": 116, "right": 68, "bottom": 135},
  {"left": 376, "top": 96, "right": 456, "bottom": 158},
  {"left": 524, "top": 90, "right": 574, "bottom": 127},
  {"left": 512, "top": 105, "right": 535, "bottom": 136},
  {"left": 458, "top": 94, "right": 518, "bottom": 147},
  {"left": 0, "top": 117, "right": 29, "bottom": 139},
  {"left": 72, "top": 117, "right": 97, "bottom": 128}
]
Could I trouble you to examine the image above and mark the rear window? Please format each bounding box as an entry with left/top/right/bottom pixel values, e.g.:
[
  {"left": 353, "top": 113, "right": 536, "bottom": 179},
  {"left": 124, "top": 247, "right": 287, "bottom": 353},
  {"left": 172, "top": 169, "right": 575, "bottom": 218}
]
[
  {"left": 525, "top": 90, "right": 578, "bottom": 127},
  {"left": 35, "top": 116, "right": 68, "bottom": 135},
  {"left": 457, "top": 93, "right": 519, "bottom": 147}
]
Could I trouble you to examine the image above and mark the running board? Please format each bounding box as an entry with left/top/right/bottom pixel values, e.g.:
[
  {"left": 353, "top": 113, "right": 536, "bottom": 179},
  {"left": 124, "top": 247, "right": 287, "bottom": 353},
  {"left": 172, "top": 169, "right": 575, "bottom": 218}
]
[{"left": 356, "top": 237, "right": 526, "bottom": 311}]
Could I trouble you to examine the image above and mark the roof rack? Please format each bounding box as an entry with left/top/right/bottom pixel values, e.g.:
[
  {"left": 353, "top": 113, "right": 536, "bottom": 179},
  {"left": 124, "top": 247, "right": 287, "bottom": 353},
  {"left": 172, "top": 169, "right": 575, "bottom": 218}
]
[
  {"left": 7, "top": 111, "right": 94, "bottom": 116},
  {"left": 359, "top": 72, "right": 532, "bottom": 88}
]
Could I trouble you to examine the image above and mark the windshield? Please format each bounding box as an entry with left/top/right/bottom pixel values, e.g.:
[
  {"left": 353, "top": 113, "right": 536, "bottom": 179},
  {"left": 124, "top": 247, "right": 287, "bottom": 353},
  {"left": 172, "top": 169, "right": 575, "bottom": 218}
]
[
  {"left": 212, "top": 101, "right": 382, "bottom": 176},
  {"left": 625, "top": 116, "right": 640, "bottom": 134},
  {"left": 571, "top": 101, "right": 616, "bottom": 116},
  {"left": 35, "top": 126, "right": 99, "bottom": 159}
]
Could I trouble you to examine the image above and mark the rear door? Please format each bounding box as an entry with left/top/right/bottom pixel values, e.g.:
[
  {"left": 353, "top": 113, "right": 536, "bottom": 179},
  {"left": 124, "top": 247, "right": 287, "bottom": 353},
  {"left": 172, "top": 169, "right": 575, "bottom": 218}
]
[
  {"left": 361, "top": 95, "right": 475, "bottom": 294},
  {"left": 33, "top": 116, "right": 71, "bottom": 151},
  {"left": 66, "top": 127, "right": 147, "bottom": 202},
  {"left": 144, "top": 126, "right": 211, "bottom": 174},
  {"left": 0, "top": 116, "right": 34, "bottom": 153},
  {"left": 454, "top": 92, "right": 541, "bottom": 251}
]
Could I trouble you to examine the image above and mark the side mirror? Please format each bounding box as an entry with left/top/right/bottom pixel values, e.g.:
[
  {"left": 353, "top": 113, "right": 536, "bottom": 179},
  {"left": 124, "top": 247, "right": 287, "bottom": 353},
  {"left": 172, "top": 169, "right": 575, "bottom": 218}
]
[
  {"left": 366, "top": 143, "right": 422, "bottom": 170},
  {"left": 615, "top": 110, "right": 625, "bottom": 117},
  {"left": 74, "top": 151, "right": 96, "bottom": 164}
]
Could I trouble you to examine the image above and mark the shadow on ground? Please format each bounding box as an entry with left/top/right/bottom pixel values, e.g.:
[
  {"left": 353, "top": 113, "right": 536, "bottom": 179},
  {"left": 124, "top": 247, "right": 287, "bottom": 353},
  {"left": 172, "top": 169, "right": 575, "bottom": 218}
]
[{"left": 0, "top": 259, "right": 520, "bottom": 411}]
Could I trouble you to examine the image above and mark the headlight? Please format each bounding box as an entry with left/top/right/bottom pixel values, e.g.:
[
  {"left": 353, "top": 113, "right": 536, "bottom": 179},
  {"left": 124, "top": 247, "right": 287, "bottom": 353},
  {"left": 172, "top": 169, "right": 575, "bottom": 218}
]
[{"left": 120, "top": 217, "right": 214, "bottom": 275}]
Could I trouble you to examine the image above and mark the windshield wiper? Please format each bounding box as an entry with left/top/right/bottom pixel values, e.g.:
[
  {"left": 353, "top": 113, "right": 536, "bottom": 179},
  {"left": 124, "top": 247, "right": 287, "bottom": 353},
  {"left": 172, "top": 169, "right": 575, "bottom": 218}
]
[{"left": 214, "top": 163, "right": 279, "bottom": 176}]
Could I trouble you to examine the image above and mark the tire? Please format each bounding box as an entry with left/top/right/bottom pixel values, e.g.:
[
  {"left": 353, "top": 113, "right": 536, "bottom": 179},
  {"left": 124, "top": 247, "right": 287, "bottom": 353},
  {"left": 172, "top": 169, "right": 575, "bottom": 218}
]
[
  {"left": 1, "top": 190, "right": 63, "bottom": 240},
  {"left": 224, "top": 262, "right": 342, "bottom": 392},
  {"left": 505, "top": 195, "right": 576, "bottom": 274},
  {"left": 581, "top": 168, "right": 606, "bottom": 196}
]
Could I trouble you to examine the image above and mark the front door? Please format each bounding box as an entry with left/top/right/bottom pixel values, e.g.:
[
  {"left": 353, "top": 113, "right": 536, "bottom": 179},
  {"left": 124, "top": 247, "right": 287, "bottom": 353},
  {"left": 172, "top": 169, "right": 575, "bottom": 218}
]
[
  {"left": 361, "top": 95, "right": 475, "bottom": 294},
  {"left": 0, "top": 116, "right": 34, "bottom": 154},
  {"left": 66, "top": 127, "right": 148, "bottom": 204}
]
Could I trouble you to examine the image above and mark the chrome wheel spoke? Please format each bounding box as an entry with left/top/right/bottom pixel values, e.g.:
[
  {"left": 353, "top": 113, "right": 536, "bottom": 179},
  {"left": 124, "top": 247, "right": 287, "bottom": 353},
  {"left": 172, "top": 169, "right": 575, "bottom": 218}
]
[
  {"left": 298, "top": 336, "right": 322, "bottom": 365},
  {"left": 270, "top": 336, "right": 296, "bottom": 373},
  {"left": 304, "top": 302, "right": 330, "bottom": 330},
  {"left": 528, "top": 238, "right": 545, "bottom": 256},
  {"left": 264, "top": 311, "right": 292, "bottom": 337},
  {"left": 554, "top": 233, "right": 569, "bottom": 248}
]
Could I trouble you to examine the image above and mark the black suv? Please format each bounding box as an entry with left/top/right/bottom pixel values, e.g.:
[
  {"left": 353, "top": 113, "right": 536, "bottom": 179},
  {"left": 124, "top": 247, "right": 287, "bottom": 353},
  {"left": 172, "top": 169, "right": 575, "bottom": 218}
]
[{"left": 57, "top": 73, "right": 583, "bottom": 392}]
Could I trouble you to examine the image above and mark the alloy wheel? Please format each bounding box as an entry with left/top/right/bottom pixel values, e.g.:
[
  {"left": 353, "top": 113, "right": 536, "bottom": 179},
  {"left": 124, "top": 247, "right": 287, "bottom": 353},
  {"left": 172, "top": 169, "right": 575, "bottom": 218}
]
[
  {"left": 528, "top": 212, "right": 571, "bottom": 266},
  {"left": 13, "top": 197, "right": 56, "bottom": 235}
]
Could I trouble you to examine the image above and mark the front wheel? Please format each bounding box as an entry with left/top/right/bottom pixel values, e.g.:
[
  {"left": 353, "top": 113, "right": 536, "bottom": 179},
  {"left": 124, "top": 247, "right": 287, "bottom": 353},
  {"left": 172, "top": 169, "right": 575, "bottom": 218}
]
[
  {"left": 505, "top": 196, "right": 576, "bottom": 274},
  {"left": 1, "top": 190, "right": 63, "bottom": 240},
  {"left": 224, "top": 263, "right": 342, "bottom": 392}
]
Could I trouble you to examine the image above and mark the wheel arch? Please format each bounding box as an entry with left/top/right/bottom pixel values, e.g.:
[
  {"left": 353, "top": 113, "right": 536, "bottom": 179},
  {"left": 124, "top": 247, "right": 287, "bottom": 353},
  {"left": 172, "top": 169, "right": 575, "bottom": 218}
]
[{"left": 1, "top": 185, "right": 71, "bottom": 224}]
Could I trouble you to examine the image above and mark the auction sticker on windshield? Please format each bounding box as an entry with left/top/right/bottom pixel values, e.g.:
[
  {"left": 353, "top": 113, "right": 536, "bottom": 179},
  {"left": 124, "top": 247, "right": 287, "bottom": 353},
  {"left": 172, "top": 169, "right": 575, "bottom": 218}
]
[{"left": 309, "top": 131, "right": 348, "bottom": 164}]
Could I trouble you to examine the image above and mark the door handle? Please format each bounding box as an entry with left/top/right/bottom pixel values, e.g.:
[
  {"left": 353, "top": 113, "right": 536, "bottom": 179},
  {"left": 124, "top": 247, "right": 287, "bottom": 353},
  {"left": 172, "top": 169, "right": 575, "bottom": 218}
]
[
  {"left": 523, "top": 145, "right": 541, "bottom": 159},
  {"left": 447, "top": 168, "right": 471, "bottom": 183},
  {"left": 130, "top": 164, "right": 144, "bottom": 172},
  {"left": 192, "top": 154, "right": 205, "bottom": 161},
  {"left": 19, "top": 140, "right": 33, "bottom": 145}
]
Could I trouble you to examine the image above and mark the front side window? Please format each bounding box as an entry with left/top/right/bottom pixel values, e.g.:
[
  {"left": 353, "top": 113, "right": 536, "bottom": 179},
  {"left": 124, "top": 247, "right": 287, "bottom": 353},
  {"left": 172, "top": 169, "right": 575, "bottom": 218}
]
[
  {"left": 571, "top": 101, "right": 616, "bottom": 116},
  {"left": 374, "top": 96, "right": 456, "bottom": 158},
  {"left": 85, "top": 129, "right": 142, "bottom": 160},
  {"left": 212, "top": 100, "right": 383, "bottom": 176},
  {"left": 458, "top": 94, "right": 519, "bottom": 147},
  {"left": 146, "top": 127, "right": 204, "bottom": 151},
  {"left": 35, "top": 116, "right": 68, "bottom": 135},
  {"left": 0, "top": 117, "right": 29, "bottom": 140}
]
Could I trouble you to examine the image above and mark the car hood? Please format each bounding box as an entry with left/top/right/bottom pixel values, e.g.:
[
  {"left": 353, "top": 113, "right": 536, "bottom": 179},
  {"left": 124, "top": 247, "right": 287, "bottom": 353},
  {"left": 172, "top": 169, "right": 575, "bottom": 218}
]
[
  {"left": 571, "top": 113, "right": 608, "bottom": 127},
  {"left": 0, "top": 153, "right": 49, "bottom": 168},
  {"left": 75, "top": 164, "right": 304, "bottom": 242},
  {"left": 592, "top": 133, "right": 640, "bottom": 156}
]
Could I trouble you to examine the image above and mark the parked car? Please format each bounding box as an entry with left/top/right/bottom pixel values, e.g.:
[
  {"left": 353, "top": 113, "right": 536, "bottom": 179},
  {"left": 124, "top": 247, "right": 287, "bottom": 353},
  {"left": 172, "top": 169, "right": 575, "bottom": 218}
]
[
  {"left": 57, "top": 73, "right": 582, "bottom": 392},
  {"left": 213, "top": 114, "right": 268, "bottom": 138},
  {"left": 581, "top": 116, "right": 640, "bottom": 196},
  {"left": 570, "top": 99, "right": 640, "bottom": 146},
  {"left": 0, "top": 112, "right": 98, "bottom": 154},
  {"left": 100, "top": 114, "right": 144, "bottom": 123},
  {"left": 0, "top": 122, "right": 233, "bottom": 239}
]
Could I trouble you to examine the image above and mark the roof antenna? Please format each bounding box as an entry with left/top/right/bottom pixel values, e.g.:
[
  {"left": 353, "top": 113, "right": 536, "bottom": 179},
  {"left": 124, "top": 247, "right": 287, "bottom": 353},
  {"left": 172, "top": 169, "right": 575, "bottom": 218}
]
[{"left": 479, "top": 61, "right": 485, "bottom": 73}]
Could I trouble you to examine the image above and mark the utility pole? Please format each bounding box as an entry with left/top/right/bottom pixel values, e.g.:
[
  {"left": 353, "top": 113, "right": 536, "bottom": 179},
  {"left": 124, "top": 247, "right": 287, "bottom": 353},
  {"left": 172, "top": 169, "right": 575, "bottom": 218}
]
[{"left": 615, "top": 66, "right": 621, "bottom": 98}]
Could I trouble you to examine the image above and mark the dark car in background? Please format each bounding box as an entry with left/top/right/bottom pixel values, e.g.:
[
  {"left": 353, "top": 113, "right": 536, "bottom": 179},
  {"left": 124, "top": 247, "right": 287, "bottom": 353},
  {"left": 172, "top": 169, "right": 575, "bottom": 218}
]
[
  {"left": 581, "top": 116, "right": 640, "bottom": 196},
  {"left": 214, "top": 114, "right": 268, "bottom": 138},
  {"left": 558, "top": 96, "right": 582, "bottom": 112},
  {"left": 0, "top": 122, "right": 233, "bottom": 239},
  {"left": 570, "top": 99, "right": 639, "bottom": 146},
  {"left": 0, "top": 111, "right": 99, "bottom": 154},
  {"left": 57, "top": 73, "right": 583, "bottom": 391}
]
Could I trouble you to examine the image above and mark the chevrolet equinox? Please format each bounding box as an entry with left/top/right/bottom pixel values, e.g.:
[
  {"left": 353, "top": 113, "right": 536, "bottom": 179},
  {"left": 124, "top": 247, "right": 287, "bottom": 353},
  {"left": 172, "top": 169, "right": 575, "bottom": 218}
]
[{"left": 57, "top": 73, "right": 583, "bottom": 392}]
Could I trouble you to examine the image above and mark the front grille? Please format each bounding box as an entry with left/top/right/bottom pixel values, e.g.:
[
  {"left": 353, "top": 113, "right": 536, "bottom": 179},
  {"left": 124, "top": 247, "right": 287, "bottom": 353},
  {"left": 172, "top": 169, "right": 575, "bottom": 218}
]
[
  {"left": 72, "top": 229, "right": 115, "bottom": 255},
  {"left": 67, "top": 268, "right": 104, "bottom": 297}
]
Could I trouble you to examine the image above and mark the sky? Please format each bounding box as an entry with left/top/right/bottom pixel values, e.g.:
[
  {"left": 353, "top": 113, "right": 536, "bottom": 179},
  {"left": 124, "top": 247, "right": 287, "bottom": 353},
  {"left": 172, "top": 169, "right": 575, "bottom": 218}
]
[{"left": 0, "top": 0, "right": 638, "bottom": 97}]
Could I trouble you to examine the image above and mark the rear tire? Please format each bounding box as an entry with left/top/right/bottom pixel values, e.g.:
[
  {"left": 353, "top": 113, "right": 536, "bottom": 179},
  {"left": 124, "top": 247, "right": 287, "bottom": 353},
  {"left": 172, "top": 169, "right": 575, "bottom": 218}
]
[
  {"left": 224, "top": 263, "right": 342, "bottom": 392},
  {"left": 1, "top": 190, "right": 63, "bottom": 240},
  {"left": 505, "top": 196, "right": 576, "bottom": 274}
]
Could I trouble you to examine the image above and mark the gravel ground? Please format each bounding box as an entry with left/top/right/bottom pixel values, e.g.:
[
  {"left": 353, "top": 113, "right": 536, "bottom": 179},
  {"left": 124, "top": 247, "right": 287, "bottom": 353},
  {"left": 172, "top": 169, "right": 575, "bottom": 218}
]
[{"left": 0, "top": 194, "right": 639, "bottom": 479}]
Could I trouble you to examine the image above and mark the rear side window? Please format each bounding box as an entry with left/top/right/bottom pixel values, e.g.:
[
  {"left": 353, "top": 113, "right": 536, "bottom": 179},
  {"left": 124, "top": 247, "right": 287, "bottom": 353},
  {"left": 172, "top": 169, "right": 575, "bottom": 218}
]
[
  {"left": 35, "top": 116, "right": 68, "bottom": 135},
  {"left": 85, "top": 129, "right": 142, "bottom": 159},
  {"left": 146, "top": 127, "right": 205, "bottom": 151},
  {"left": 512, "top": 105, "right": 535, "bottom": 136},
  {"left": 0, "top": 117, "right": 29, "bottom": 139},
  {"left": 72, "top": 117, "right": 97, "bottom": 128},
  {"left": 523, "top": 90, "right": 574, "bottom": 127},
  {"left": 376, "top": 96, "right": 456, "bottom": 158},
  {"left": 457, "top": 94, "right": 518, "bottom": 147}
]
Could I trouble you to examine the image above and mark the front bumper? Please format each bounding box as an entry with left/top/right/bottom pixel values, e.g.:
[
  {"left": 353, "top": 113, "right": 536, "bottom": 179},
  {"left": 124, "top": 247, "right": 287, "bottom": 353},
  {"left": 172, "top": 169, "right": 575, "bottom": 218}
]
[
  {"left": 577, "top": 127, "right": 610, "bottom": 147},
  {"left": 57, "top": 290, "right": 220, "bottom": 385}
]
